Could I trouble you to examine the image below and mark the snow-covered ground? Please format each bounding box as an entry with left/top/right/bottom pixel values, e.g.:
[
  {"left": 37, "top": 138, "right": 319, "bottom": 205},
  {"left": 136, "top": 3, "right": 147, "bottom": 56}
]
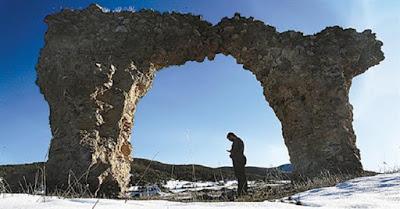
[
  {"left": 163, "top": 180, "right": 244, "bottom": 193},
  {"left": 292, "top": 172, "right": 400, "bottom": 208},
  {"left": 162, "top": 179, "right": 288, "bottom": 194},
  {"left": 1, "top": 172, "right": 399, "bottom": 209}
]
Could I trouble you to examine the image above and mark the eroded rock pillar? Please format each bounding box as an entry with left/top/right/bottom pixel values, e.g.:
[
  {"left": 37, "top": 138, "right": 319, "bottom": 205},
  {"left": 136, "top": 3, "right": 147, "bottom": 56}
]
[
  {"left": 37, "top": 4, "right": 216, "bottom": 195},
  {"left": 217, "top": 15, "right": 384, "bottom": 177},
  {"left": 266, "top": 70, "right": 363, "bottom": 177},
  {"left": 37, "top": 55, "right": 155, "bottom": 195}
]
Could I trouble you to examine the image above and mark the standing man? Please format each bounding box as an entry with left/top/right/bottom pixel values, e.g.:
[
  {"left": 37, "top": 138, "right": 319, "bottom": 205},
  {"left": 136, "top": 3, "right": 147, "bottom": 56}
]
[{"left": 227, "top": 132, "right": 248, "bottom": 196}]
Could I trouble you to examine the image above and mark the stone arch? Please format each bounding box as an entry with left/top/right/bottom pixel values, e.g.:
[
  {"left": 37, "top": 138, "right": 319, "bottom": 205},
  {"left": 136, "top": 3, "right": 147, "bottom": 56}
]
[
  {"left": 36, "top": 4, "right": 384, "bottom": 196},
  {"left": 133, "top": 53, "right": 284, "bottom": 170}
]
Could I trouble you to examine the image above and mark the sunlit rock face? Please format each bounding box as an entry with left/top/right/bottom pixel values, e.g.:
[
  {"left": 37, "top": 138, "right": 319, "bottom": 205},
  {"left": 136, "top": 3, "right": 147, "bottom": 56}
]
[{"left": 36, "top": 4, "right": 384, "bottom": 196}]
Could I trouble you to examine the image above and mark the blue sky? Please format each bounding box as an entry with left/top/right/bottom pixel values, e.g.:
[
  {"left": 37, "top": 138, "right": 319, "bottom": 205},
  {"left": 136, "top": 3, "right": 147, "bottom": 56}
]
[{"left": 0, "top": 0, "right": 399, "bottom": 171}]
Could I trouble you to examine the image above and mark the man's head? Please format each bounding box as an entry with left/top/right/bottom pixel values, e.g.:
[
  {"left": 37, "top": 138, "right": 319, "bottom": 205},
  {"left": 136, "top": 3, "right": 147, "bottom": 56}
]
[{"left": 227, "top": 132, "right": 237, "bottom": 141}]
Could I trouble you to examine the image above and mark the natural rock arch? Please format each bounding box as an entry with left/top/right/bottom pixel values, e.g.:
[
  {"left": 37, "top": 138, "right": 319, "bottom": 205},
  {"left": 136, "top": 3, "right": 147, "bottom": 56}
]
[{"left": 36, "top": 4, "right": 384, "bottom": 195}]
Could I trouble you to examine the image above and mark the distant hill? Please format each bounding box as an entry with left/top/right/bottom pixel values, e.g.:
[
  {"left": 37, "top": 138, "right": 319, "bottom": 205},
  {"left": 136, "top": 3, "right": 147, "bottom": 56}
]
[
  {"left": 0, "top": 158, "right": 291, "bottom": 191},
  {"left": 131, "top": 158, "right": 291, "bottom": 185},
  {"left": 277, "top": 164, "right": 294, "bottom": 173}
]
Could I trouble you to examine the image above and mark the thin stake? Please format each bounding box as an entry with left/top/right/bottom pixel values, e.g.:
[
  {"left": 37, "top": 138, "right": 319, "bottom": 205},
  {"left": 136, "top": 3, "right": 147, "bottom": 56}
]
[{"left": 135, "top": 152, "right": 160, "bottom": 186}]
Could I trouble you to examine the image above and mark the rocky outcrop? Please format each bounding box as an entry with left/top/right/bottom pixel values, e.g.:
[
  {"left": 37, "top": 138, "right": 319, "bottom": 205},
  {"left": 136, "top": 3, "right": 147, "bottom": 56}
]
[
  {"left": 215, "top": 16, "right": 384, "bottom": 178},
  {"left": 36, "top": 4, "right": 384, "bottom": 196}
]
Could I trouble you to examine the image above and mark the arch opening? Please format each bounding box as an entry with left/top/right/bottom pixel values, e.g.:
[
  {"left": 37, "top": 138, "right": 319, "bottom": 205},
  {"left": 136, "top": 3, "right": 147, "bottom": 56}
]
[{"left": 132, "top": 54, "right": 289, "bottom": 170}]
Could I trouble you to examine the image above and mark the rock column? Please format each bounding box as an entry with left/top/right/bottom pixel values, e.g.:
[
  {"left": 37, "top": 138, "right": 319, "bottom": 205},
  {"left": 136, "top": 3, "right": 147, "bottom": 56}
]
[{"left": 216, "top": 15, "right": 384, "bottom": 177}]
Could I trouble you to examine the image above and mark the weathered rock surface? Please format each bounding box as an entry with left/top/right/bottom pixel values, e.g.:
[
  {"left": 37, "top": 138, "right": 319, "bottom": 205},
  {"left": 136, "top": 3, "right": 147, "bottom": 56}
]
[{"left": 36, "top": 4, "right": 384, "bottom": 195}]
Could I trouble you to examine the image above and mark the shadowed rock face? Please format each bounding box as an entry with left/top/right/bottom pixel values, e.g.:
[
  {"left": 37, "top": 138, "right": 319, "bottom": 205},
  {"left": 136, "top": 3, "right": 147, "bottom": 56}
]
[{"left": 36, "top": 4, "right": 384, "bottom": 196}]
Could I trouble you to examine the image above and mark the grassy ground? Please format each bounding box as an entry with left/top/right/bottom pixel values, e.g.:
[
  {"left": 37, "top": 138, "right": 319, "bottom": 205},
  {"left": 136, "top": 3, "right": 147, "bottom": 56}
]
[
  {"left": 0, "top": 158, "right": 289, "bottom": 194},
  {"left": 0, "top": 160, "right": 378, "bottom": 202}
]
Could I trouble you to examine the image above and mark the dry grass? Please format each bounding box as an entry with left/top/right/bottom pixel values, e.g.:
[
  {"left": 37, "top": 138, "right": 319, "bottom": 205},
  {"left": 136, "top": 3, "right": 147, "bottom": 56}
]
[
  {"left": 50, "top": 170, "right": 95, "bottom": 199},
  {"left": 2, "top": 162, "right": 389, "bottom": 203},
  {"left": 0, "top": 177, "right": 11, "bottom": 195},
  {"left": 382, "top": 167, "right": 400, "bottom": 174},
  {"left": 236, "top": 171, "right": 372, "bottom": 202},
  {"left": 0, "top": 167, "right": 95, "bottom": 200}
]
